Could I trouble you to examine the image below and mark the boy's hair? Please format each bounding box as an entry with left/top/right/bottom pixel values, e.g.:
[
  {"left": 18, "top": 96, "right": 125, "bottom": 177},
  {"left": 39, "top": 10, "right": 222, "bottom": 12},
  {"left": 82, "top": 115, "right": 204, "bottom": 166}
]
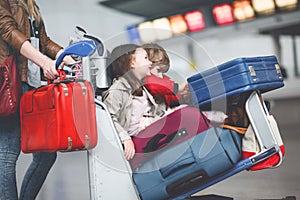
[{"left": 142, "top": 43, "right": 170, "bottom": 73}]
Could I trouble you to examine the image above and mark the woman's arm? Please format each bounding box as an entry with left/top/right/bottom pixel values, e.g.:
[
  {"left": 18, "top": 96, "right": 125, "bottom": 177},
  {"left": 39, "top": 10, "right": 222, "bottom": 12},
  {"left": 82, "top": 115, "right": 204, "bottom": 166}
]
[
  {"left": 20, "top": 40, "right": 58, "bottom": 80},
  {"left": 0, "top": 7, "right": 58, "bottom": 80}
]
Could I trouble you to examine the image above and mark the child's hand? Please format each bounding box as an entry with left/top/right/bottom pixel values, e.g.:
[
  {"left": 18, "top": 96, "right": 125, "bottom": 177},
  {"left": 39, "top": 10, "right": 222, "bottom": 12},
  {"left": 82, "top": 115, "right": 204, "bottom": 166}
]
[
  {"left": 123, "top": 139, "right": 135, "bottom": 160},
  {"left": 178, "top": 81, "right": 189, "bottom": 96}
]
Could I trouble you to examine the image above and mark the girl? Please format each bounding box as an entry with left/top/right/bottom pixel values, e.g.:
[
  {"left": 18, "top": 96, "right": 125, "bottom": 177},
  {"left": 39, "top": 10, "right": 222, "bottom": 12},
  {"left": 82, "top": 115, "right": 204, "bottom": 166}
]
[{"left": 103, "top": 44, "right": 165, "bottom": 160}]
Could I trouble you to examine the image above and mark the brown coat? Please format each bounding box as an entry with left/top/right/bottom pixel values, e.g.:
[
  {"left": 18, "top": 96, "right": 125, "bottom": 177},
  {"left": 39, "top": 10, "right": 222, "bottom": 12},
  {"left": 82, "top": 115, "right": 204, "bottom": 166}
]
[{"left": 0, "top": 0, "right": 62, "bottom": 82}]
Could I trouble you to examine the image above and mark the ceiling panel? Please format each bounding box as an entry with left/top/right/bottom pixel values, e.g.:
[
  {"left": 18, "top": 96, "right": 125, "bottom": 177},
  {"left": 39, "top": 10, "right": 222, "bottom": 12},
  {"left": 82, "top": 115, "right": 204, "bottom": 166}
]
[
  {"left": 260, "top": 22, "right": 300, "bottom": 35},
  {"left": 99, "top": 0, "right": 300, "bottom": 35},
  {"left": 99, "top": 0, "right": 233, "bottom": 18}
]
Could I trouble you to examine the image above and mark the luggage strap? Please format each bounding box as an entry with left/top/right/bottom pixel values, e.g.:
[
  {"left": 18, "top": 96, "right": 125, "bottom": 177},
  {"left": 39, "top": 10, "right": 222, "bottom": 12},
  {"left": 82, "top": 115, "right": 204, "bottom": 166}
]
[
  {"left": 220, "top": 124, "right": 247, "bottom": 134},
  {"left": 73, "top": 81, "right": 91, "bottom": 149}
]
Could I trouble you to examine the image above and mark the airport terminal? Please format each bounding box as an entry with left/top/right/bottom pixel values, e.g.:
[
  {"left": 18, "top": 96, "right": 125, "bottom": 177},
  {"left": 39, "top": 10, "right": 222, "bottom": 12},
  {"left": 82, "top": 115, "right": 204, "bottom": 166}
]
[{"left": 11, "top": 0, "right": 300, "bottom": 199}]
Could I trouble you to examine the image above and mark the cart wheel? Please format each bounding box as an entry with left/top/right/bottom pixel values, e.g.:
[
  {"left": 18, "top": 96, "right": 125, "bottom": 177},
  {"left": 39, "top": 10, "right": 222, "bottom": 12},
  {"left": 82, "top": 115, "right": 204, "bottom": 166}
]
[
  {"left": 284, "top": 196, "right": 296, "bottom": 200},
  {"left": 185, "top": 194, "right": 234, "bottom": 200}
]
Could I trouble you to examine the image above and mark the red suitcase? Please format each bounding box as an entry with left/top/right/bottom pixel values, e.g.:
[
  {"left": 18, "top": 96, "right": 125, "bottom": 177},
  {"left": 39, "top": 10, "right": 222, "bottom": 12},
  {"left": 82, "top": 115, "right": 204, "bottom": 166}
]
[
  {"left": 130, "top": 106, "right": 211, "bottom": 169},
  {"left": 20, "top": 80, "right": 97, "bottom": 153}
]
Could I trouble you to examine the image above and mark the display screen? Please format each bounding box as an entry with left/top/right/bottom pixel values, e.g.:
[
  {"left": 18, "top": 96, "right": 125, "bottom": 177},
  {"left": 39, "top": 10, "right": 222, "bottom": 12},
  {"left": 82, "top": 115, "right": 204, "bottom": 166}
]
[
  {"left": 184, "top": 10, "right": 206, "bottom": 32},
  {"left": 152, "top": 17, "right": 173, "bottom": 40},
  {"left": 127, "top": 25, "right": 140, "bottom": 43},
  {"left": 213, "top": 4, "right": 235, "bottom": 25},
  {"left": 251, "top": 0, "right": 276, "bottom": 15},
  {"left": 275, "top": 0, "right": 298, "bottom": 10},
  {"left": 233, "top": 0, "right": 255, "bottom": 21},
  {"left": 138, "top": 21, "right": 156, "bottom": 43},
  {"left": 169, "top": 14, "right": 188, "bottom": 34}
]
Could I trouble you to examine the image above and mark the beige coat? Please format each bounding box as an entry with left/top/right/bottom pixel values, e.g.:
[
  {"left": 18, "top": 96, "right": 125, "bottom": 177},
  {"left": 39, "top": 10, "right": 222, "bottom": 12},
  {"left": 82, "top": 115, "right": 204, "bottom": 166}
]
[{"left": 102, "top": 77, "right": 165, "bottom": 142}]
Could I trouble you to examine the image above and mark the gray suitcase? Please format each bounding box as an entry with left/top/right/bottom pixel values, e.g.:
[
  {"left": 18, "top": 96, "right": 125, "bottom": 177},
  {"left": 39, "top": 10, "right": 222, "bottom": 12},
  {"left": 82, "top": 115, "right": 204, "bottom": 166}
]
[{"left": 132, "top": 127, "right": 242, "bottom": 200}]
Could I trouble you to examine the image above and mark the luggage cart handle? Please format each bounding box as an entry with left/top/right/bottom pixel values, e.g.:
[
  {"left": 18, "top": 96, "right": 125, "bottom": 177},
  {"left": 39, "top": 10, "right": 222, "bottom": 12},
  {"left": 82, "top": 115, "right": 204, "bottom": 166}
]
[
  {"left": 245, "top": 91, "right": 277, "bottom": 149},
  {"left": 245, "top": 90, "right": 284, "bottom": 168},
  {"left": 250, "top": 146, "right": 277, "bottom": 165},
  {"left": 55, "top": 40, "right": 96, "bottom": 69}
]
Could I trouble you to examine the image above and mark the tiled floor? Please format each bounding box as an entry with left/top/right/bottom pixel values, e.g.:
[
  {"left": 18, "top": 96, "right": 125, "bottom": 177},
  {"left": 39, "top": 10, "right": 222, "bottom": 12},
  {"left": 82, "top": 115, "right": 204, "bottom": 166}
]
[{"left": 16, "top": 98, "right": 299, "bottom": 200}]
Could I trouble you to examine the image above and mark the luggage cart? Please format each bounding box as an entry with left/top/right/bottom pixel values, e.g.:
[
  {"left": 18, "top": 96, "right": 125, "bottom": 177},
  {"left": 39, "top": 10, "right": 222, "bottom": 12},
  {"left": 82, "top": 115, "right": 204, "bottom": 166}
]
[
  {"left": 89, "top": 89, "right": 284, "bottom": 199},
  {"left": 87, "top": 90, "right": 284, "bottom": 200},
  {"left": 62, "top": 38, "right": 284, "bottom": 199},
  {"left": 66, "top": 29, "right": 141, "bottom": 199}
]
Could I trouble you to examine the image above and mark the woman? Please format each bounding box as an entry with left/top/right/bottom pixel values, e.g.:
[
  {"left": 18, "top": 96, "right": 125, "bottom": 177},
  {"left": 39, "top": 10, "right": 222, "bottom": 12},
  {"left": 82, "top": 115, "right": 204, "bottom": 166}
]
[
  {"left": 103, "top": 44, "right": 165, "bottom": 160},
  {"left": 0, "top": 0, "right": 73, "bottom": 199}
]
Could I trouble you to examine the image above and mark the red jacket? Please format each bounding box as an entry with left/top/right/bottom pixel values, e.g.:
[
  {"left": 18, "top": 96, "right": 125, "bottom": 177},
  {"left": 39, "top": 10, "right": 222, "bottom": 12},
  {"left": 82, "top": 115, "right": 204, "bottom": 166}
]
[{"left": 144, "top": 75, "right": 181, "bottom": 108}]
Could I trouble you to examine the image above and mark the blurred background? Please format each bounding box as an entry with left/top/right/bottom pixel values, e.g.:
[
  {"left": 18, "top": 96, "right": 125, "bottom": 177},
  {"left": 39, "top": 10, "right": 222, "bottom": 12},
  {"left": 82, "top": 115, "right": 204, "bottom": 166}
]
[{"left": 17, "top": 0, "right": 300, "bottom": 199}]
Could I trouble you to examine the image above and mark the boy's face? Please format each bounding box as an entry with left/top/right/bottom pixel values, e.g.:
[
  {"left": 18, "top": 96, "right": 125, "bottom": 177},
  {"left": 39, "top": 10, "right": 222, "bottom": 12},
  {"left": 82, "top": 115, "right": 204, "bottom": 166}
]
[
  {"left": 149, "top": 50, "right": 169, "bottom": 76},
  {"left": 149, "top": 51, "right": 164, "bottom": 78},
  {"left": 150, "top": 65, "right": 163, "bottom": 78}
]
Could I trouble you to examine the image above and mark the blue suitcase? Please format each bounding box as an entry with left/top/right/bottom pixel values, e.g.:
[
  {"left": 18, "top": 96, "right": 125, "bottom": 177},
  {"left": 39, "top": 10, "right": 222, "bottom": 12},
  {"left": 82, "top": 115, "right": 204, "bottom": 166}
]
[
  {"left": 187, "top": 55, "right": 284, "bottom": 107},
  {"left": 133, "top": 128, "right": 242, "bottom": 200}
]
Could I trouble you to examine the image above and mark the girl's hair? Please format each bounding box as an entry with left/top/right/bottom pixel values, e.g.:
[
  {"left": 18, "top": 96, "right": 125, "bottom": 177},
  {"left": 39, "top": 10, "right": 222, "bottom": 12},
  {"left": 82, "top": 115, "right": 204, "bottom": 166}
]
[
  {"left": 19, "top": 0, "right": 42, "bottom": 25},
  {"left": 108, "top": 44, "right": 143, "bottom": 96},
  {"left": 142, "top": 43, "right": 170, "bottom": 73}
]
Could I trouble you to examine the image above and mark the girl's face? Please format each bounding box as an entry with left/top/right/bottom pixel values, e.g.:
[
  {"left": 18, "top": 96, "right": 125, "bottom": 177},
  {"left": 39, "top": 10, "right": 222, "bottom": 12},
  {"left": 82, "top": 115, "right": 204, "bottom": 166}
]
[{"left": 131, "top": 48, "right": 152, "bottom": 80}]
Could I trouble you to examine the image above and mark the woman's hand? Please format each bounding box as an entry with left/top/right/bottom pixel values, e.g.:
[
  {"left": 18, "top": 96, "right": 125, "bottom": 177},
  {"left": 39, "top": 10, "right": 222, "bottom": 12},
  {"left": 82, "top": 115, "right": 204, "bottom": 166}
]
[
  {"left": 41, "top": 57, "right": 59, "bottom": 80},
  {"left": 123, "top": 139, "right": 135, "bottom": 160},
  {"left": 55, "top": 49, "right": 77, "bottom": 66},
  {"left": 20, "top": 41, "right": 59, "bottom": 80}
]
